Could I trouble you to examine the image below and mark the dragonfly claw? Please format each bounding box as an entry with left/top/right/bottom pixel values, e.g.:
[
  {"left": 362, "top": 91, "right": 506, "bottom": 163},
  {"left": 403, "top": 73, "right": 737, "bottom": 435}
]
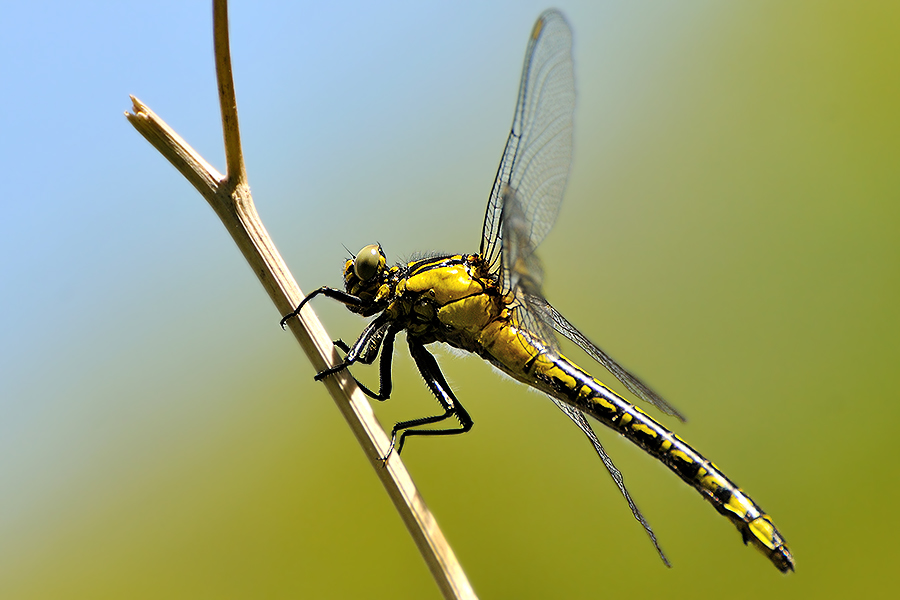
[{"left": 379, "top": 439, "right": 397, "bottom": 467}]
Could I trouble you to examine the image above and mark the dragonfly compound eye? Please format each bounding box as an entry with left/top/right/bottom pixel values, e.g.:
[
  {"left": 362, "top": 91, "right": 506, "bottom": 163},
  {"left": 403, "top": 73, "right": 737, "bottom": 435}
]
[{"left": 353, "top": 244, "right": 384, "bottom": 281}]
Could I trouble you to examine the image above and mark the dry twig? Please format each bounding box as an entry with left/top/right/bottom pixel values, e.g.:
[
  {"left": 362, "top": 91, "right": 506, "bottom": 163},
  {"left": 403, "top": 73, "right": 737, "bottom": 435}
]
[{"left": 125, "top": 1, "right": 475, "bottom": 598}]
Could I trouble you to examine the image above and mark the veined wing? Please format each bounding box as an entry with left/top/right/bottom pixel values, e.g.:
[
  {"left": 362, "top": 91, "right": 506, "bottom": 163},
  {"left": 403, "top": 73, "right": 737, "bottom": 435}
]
[
  {"left": 547, "top": 398, "right": 671, "bottom": 566},
  {"left": 502, "top": 179, "right": 686, "bottom": 422},
  {"left": 525, "top": 293, "right": 687, "bottom": 422},
  {"left": 483, "top": 10, "right": 686, "bottom": 423},
  {"left": 480, "top": 9, "right": 574, "bottom": 289},
  {"left": 497, "top": 264, "right": 670, "bottom": 563},
  {"left": 479, "top": 10, "right": 686, "bottom": 563}
]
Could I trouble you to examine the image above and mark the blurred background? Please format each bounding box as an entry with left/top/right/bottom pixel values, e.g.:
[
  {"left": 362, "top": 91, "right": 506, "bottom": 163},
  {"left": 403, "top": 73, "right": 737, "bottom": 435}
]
[{"left": 2, "top": 1, "right": 898, "bottom": 597}]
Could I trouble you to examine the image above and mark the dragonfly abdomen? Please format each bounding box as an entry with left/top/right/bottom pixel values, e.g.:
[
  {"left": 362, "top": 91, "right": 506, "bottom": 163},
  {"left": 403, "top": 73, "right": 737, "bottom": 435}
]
[{"left": 494, "top": 326, "right": 794, "bottom": 572}]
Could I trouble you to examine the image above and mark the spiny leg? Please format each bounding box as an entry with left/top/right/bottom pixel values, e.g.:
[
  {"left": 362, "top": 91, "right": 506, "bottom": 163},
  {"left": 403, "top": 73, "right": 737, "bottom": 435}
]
[
  {"left": 314, "top": 316, "right": 402, "bottom": 401},
  {"left": 321, "top": 321, "right": 401, "bottom": 402},
  {"left": 384, "top": 339, "right": 473, "bottom": 461},
  {"left": 283, "top": 286, "right": 402, "bottom": 402},
  {"left": 314, "top": 314, "right": 389, "bottom": 380},
  {"left": 363, "top": 323, "right": 401, "bottom": 401},
  {"left": 279, "top": 286, "right": 364, "bottom": 329},
  {"left": 333, "top": 325, "right": 384, "bottom": 367}
]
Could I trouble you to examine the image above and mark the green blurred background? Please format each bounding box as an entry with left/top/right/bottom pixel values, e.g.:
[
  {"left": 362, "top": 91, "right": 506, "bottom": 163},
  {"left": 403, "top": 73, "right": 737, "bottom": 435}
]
[{"left": 2, "top": 1, "right": 898, "bottom": 598}]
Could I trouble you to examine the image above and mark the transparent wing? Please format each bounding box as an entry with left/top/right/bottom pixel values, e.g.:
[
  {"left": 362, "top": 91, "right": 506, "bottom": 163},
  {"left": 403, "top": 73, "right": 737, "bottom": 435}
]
[
  {"left": 480, "top": 9, "right": 574, "bottom": 285},
  {"left": 550, "top": 399, "right": 671, "bottom": 566},
  {"left": 525, "top": 293, "right": 687, "bottom": 422},
  {"left": 502, "top": 181, "right": 685, "bottom": 420},
  {"left": 484, "top": 12, "right": 678, "bottom": 564},
  {"left": 501, "top": 184, "right": 546, "bottom": 298},
  {"left": 503, "top": 292, "right": 669, "bottom": 565}
]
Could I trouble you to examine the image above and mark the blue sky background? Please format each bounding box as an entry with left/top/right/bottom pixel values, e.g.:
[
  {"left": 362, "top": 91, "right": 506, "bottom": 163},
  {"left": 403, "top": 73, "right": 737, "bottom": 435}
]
[{"left": 2, "top": 1, "right": 898, "bottom": 598}]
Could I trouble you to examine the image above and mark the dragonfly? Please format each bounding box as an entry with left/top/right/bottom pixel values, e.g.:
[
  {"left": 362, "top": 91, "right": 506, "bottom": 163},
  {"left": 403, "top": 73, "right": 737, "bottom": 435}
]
[{"left": 283, "top": 9, "right": 793, "bottom": 573}]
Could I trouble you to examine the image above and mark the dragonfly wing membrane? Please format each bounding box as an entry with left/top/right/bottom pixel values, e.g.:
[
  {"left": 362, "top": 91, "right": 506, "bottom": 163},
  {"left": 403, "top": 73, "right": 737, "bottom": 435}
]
[
  {"left": 525, "top": 293, "right": 687, "bottom": 421},
  {"left": 548, "top": 392, "right": 671, "bottom": 566},
  {"left": 481, "top": 12, "right": 679, "bottom": 559},
  {"left": 501, "top": 184, "right": 548, "bottom": 298},
  {"left": 481, "top": 10, "right": 575, "bottom": 284}
]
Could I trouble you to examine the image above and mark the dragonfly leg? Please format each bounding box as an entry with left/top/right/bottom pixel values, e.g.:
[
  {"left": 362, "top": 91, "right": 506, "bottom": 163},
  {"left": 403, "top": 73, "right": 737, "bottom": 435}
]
[
  {"left": 279, "top": 286, "right": 364, "bottom": 329},
  {"left": 334, "top": 329, "right": 384, "bottom": 365},
  {"left": 315, "top": 317, "right": 401, "bottom": 402},
  {"left": 362, "top": 323, "right": 401, "bottom": 401},
  {"left": 383, "top": 339, "right": 473, "bottom": 461},
  {"left": 316, "top": 315, "right": 388, "bottom": 378}
]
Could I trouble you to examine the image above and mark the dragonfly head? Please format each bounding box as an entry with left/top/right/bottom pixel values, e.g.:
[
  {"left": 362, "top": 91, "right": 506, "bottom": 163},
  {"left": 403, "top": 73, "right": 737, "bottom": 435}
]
[{"left": 343, "top": 244, "right": 392, "bottom": 312}]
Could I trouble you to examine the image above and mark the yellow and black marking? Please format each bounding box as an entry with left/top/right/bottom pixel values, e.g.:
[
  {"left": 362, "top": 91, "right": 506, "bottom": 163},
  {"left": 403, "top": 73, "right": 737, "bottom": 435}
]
[
  {"left": 283, "top": 8, "right": 793, "bottom": 574},
  {"left": 286, "top": 250, "right": 793, "bottom": 572},
  {"left": 487, "top": 323, "right": 793, "bottom": 573}
]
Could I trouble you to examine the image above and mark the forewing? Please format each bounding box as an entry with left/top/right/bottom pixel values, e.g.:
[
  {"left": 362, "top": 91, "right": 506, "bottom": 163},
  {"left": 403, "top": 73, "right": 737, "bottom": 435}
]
[
  {"left": 478, "top": 10, "right": 675, "bottom": 567},
  {"left": 525, "top": 294, "right": 687, "bottom": 421},
  {"left": 501, "top": 185, "right": 546, "bottom": 298},
  {"left": 480, "top": 9, "right": 575, "bottom": 285}
]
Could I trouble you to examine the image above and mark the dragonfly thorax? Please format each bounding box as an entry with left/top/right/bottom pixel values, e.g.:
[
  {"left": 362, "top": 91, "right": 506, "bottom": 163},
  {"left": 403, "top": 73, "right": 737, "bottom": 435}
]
[{"left": 390, "top": 254, "right": 506, "bottom": 351}]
